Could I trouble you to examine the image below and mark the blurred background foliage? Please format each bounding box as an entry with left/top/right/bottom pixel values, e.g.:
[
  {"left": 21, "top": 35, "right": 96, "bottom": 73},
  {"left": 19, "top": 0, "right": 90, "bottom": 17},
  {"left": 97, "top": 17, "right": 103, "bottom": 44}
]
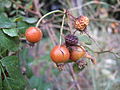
[{"left": 0, "top": 0, "right": 120, "bottom": 90}]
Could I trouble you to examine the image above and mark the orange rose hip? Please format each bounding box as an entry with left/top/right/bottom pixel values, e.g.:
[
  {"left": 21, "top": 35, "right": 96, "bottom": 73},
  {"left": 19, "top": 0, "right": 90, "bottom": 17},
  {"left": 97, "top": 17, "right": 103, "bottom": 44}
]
[
  {"left": 25, "top": 27, "right": 43, "bottom": 43},
  {"left": 70, "top": 46, "right": 86, "bottom": 61},
  {"left": 50, "top": 45, "right": 70, "bottom": 63}
]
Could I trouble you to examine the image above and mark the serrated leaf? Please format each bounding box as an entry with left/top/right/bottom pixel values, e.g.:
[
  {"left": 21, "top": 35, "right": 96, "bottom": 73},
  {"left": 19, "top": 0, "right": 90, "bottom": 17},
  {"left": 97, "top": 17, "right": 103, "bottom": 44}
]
[
  {"left": 23, "top": 17, "right": 38, "bottom": 24},
  {"left": 0, "top": 14, "right": 16, "bottom": 28},
  {"left": 3, "top": 28, "right": 18, "bottom": 37},
  {"left": 0, "top": 30, "right": 19, "bottom": 51},
  {"left": 79, "top": 35, "right": 92, "bottom": 45},
  {"left": 1, "top": 56, "right": 26, "bottom": 90}
]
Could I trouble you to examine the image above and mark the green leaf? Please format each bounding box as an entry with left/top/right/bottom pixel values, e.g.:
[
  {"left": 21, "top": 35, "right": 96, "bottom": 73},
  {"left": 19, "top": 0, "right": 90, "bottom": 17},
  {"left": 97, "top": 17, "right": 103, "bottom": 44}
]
[
  {"left": 3, "top": 28, "right": 18, "bottom": 37},
  {"left": 23, "top": 17, "right": 38, "bottom": 24},
  {"left": 85, "top": 46, "right": 94, "bottom": 54},
  {"left": 0, "top": 46, "right": 8, "bottom": 57},
  {"left": 73, "top": 63, "right": 86, "bottom": 73},
  {"left": 4, "top": 0, "right": 12, "bottom": 8},
  {"left": 79, "top": 34, "right": 92, "bottom": 45},
  {"left": 25, "top": 0, "right": 33, "bottom": 9},
  {"left": 1, "top": 56, "right": 26, "bottom": 90},
  {"left": 19, "top": 48, "right": 33, "bottom": 78},
  {"left": 29, "top": 76, "right": 52, "bottom": 90},
  {"left": 13, "top": 16, "right": 24, "bottom": 22},
  {"left": 25, "top": 65, "right": 33, "bottom": 78},
  {"left": 51, "top": 68, "right": 60, "bottom": 76},
  {"left": 17, "top": 21, "right": 29, "bottom": 34},
  {"left": 0, "top": 0, "right": 11, "bottom": 8},
  {"left": 0, "top": 14, "right": 16, "bottom": 28},
  {"left": 0, "top": 30, "right": 19, "bottom": 51}
]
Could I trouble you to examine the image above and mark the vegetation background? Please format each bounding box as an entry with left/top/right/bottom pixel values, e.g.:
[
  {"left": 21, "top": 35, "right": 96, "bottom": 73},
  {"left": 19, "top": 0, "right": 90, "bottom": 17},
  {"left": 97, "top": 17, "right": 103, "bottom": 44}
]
[{"left": 0, "top": 0, "right": 120, "bottom": 90}]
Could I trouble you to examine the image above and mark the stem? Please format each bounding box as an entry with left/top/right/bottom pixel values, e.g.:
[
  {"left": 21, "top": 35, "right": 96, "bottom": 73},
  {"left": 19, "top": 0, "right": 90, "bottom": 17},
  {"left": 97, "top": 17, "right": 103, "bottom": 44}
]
[
  {"left": 66, "top": 10, "right": 76, "bottom": 20},
  {"left": 67, "top": 64, "right": 81, "bottom": 90},
  {"left": 90, "top": 63, "right": 97, "bottom": 90},
  {"left": 73, "top": 30, "right": 77, "bottom": 35},
  {"left": 105, "top": 80, "right": 113, "bottom": 90},
  {"left": 36, "top": 10, "right": 64, "bottom": 27},
  {"left": 59, "top": 14, "right": 66, "bottom": 45},
  {"left": 84, "top": 31, "right": 102, "bottom": 51},
  {"left": 69, "top": 1, "right": 115, "bottom": 11},
  {"left": 11, "top": 0, "right": 39, "bottom": 16},
  {"left": 85, "top": 52, "right": 96, "bottom": 64},
  {"left": 33, "top": 0, "right": 42, "bottom": 17}
]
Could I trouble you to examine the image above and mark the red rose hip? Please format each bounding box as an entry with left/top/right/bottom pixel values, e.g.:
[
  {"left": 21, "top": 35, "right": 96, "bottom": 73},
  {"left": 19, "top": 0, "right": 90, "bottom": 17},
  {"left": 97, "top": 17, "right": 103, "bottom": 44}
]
[
  {"left": 25, "top": 27, "right": 43, "bottom": 43},
  {"left": 50, "top": 45, "right": 70, "bottom": 63}
]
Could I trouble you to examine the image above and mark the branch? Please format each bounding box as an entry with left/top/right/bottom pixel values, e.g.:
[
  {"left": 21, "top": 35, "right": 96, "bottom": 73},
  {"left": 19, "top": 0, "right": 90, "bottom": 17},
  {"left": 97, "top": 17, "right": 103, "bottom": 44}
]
[
  {"left": 90, "top": 18, "right": 120, "bottom": 23},
  {"left": 69, "top": 1, "right": 115, "bottom": 11},
  {"left": 67, "top": 64, "right": 81, "bottom": 90},
  {"left": 33, "top": 0, "right": 42, "bottom": 17},
  {"left": 11, "top": 0, "right": 39, "bottom": 16}
]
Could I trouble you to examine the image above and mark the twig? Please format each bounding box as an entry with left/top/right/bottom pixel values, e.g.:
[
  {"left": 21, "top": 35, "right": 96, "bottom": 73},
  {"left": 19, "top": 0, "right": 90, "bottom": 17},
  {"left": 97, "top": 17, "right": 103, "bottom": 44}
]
[
  {"left": 40, "top": 24, "right": 70, "bottom": 31},
  {"left": 46, "top": 24, "right": 58, "bottom": 46},
  {"left": 94, "top": 49, "right": 113, "bottom": 54},
  {"left": 95, "top": 48, "right": 120, "bottom": 59},
  {"left": 66, "top": 10, "right": 76, "bottom": 20},
  {"left": 33, "top": 0, "right": 42, "bottom": 58},
  {"left": 33, "top": 0, "right": 42, "bottom": 17},
  {"left": 69, "top": 1, "right": 115, "bottom": 11},
  {"left": 68, "top": 83, "right": 75, "bottom": 90},
  {"left": 49, "top": 24, "right": 58, "bottom": 45},
  {"left": 52, "top": 25, "right": 70, "bottom": 31},
  {"left": 67, "top": 64, "right": 81, "bottom": 90},
  {"left": 90, "top": 18, "right": 120, "bottom": 23},
  {"left": 59, "top": 14, "right": 66, "bottom": 45},
  {"left": 36, "top": 10, "right": 64, "bottom": 27},
  {"left": 66, "top": 11, "right": 74, "bottom": 34},
  {"left": 10, "top": 0, "right": 39, "bottom": 16}
]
